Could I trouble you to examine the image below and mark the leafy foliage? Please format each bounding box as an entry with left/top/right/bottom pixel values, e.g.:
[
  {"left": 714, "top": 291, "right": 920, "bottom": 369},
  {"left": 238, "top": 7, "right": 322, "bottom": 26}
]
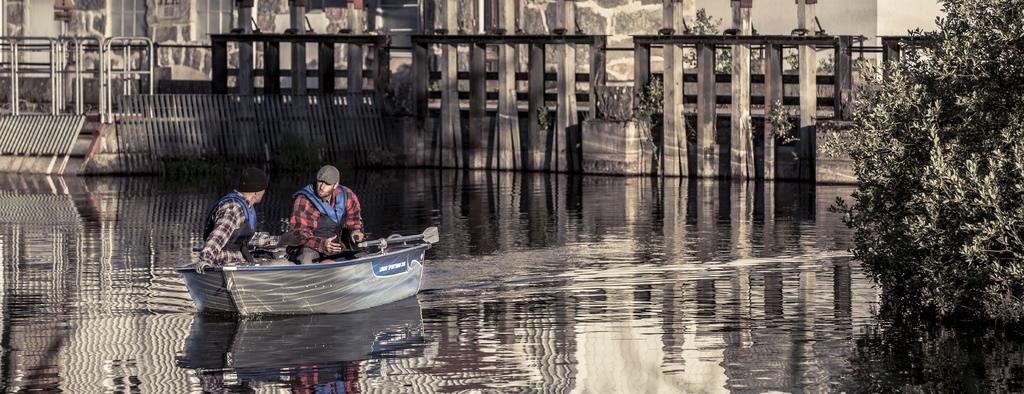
[
  {"left": 836, "top": 0, "right": 1024, "bottom": 324},
  {"left": 634, "top": 76, "right": 663, "bottom": 129},
  {"left": 766, "top": 100, "right": 798, "bottom": 145}
]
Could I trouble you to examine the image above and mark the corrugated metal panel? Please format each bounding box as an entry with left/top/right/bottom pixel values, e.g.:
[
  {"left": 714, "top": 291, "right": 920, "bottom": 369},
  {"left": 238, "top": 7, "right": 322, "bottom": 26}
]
[
  {"left": 0, "top": 115, "right": 86, "bottom": 175},
  {"left": 116, "top": 94, "right": 391, "bottom": 169}
]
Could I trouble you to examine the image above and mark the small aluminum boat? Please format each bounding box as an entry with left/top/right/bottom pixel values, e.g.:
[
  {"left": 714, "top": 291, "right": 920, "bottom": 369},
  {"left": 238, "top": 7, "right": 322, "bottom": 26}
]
[{"left": 178, "top": 228, "right": 437, "bottom": 315}]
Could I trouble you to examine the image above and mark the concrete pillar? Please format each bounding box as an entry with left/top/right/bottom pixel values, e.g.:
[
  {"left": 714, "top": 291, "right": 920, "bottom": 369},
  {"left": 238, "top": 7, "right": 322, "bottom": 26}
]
[
  {"left": 348, "top": 1, "right": 365, "bottom": 93},
  {"left": 237, "top": 0, "right": 255, "bottom": 95},
  {"left": 439, "top": 0, "right": 462, "bottom": 167},
  {"left": 555, "top": 0, "right": 578, "bottom": 173},
  {"left": 468, "top": 42, "right": 487, "bottom": 169},
  {"left": 797, "top": 0, "right": 817, "bottom": 182},
  {"left": 696, "top": 43, "right": 717, "bottom": 178},
  {"left": 496, "top": 0, "right": 520, "bottom": 170},
  {"left": 661, "top": 0, "right": 685, "bottom": 177},
  {"left": 730, "top": 0, "right": 753, "bottom": 179},
  {"left": 289, "top": 0, "right": 307, "bottom": 95}
]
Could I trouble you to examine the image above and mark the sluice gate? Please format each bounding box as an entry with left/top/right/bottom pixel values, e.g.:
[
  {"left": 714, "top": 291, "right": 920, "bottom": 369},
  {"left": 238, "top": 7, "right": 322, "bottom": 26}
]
[
  {"left": 113, "top": 93, "right": 390, "bottom": 173},
  {"left": 0, "top": 115, "right": 86, "bottom": 175}
]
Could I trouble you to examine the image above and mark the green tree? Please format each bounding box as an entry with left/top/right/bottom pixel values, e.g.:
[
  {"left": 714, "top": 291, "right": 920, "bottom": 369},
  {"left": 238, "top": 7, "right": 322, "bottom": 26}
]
[{"left": 837, "top": 0, "right": 1024, "bottom": 323}]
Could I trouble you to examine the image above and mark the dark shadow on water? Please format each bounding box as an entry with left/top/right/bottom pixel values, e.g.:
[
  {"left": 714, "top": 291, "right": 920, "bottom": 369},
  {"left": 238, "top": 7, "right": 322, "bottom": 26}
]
[{"left": 838, "top": 322, "right": 1024, "bottom": 393}]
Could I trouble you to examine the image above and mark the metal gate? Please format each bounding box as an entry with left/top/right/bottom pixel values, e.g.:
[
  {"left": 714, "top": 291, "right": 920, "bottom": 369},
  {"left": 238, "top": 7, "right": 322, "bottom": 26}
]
[
  {"left": 0, "top": 115, "right": 86, "bottom": 174},
  {"left": 115, "top": 94, "right": 390, "bottom": 172}
]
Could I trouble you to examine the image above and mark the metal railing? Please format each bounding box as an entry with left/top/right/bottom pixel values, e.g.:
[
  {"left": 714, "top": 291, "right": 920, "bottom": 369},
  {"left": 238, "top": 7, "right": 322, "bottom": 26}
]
[
  {"left": 1, "top": 37, "right": 59, "bottom": 115},
  {"left": 0, "top": 35, "right": 153, "bottom": 121},
  {"left": 100, "top": 36, "right": 154, "bottom": 123}
]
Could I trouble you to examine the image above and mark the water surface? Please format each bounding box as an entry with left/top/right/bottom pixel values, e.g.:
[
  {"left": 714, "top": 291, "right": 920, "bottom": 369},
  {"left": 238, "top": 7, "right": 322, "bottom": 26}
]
[{"left": 0, "top": 171, "right": 1018, "bottom": 392}]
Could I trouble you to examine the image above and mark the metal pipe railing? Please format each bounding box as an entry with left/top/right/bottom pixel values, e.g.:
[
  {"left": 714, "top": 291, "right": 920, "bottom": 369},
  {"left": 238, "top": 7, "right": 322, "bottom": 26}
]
[
  {"left": 0, "top": 36, "right": 108, "bottom": 116},
  {"left": 101, "top": 36, "right": 154, "bottom": 123}
]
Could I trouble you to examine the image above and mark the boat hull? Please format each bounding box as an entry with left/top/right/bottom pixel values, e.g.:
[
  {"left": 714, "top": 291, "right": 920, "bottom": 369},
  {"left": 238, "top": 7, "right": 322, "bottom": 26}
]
[{"left": 179, "top": 245, "right": 427, "bottom": 315}]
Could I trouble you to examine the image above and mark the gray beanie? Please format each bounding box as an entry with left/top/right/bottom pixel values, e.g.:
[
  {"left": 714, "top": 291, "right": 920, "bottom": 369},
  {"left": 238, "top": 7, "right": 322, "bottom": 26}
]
[{"left": 316, "top": 165, "right": 340, "bottom": 185}]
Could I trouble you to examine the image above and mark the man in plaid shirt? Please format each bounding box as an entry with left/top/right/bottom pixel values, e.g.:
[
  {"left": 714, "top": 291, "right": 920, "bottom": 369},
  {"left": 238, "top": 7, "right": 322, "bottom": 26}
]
[
  {"left": 196, "top": 168, "right": 302, "bottom": 273},
  {"left": 288, "top": 165, "right": 365, "bottom": 264}
]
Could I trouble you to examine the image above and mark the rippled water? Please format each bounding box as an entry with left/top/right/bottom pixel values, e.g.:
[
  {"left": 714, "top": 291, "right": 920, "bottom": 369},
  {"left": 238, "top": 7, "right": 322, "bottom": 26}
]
[{"left": 0, "top": 170, "right": 1020, "bottom": 392}]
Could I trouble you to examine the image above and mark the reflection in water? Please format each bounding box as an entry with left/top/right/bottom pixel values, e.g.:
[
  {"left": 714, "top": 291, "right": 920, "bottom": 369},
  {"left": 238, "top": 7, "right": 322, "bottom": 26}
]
[
  {"left": 178, "top": 297, "right": 425, "bottom": 392},
  {"left": 0, "top": 171, "right": 1017, "bottom": 392}
]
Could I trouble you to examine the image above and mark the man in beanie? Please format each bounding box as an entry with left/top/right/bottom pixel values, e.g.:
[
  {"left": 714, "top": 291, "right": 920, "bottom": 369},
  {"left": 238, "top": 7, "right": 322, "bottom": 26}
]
[
  {"left": 195, "top": 167, "right": 303, "bottom": 273},
  {"left": 287, "top": 165, "right": 365, "bottom": 264}
]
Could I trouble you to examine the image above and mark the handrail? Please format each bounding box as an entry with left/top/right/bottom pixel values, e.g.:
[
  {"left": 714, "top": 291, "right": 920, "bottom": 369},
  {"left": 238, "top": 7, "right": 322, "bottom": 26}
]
[
  {"left": 101, "top": 36, "right": 154, "bottom": 123},
  {"left": 0, "top": 36, "right": 106, "bottom": 116},
  {"left": 4, "top": 37, "right": 56, "bottom": 115},
  {"left": 61, "top": 36, "right": 102, "bottom": 115}
]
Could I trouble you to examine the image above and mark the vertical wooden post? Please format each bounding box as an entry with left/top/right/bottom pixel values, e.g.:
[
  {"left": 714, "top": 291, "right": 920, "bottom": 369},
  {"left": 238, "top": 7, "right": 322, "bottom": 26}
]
[
  {"left": 662, "top": 0, "right": 684, "bottom": 178},
  {"left": 484, "top": 0, "right": 497, "bottom": 32},
  {"left": 237, "top": 0, "right": 255, "bottom": 95},
  {"left": 413, "top": 40, "right": 429, "bottom": 122},
  {"left": 763, "top": 43, "right": 783, "bottom": 181},
  {"left": 835, "top": 36, "right": 853, "bottom": 121},
  {"left": 882, "top": 37, "right": 901, "bottom": 82},
  {"left": 366, "top": 0, "right": 379, "bottom": 32},
  {"left": 527, "top": 43, "right": 546, "bottom": 171},
  {"left": 419, "top": 0, "right": 435, "bottom": 34},
  {"left": 696, "top": 43, "right": 717, "bottom": 178},
  {"left": 730, "top": 0, "right": 753, "bottom": 179},
  {"left": 348, "top": 2, "right": 365, "bottom": 94},
  {"left": 681, "top": 1, "right": 696, "bottom": 175},
  {"left": 212, "top": 37, "right": 228, "bottom": 94},
  {"left": 469, "top": 42, "right": 487, "bottom": 169},
  {"left": 496, "top": 1, "right": 520, "bottom": 170},
  {"left": 555, "top": 0, "right": 578, "bottom": 173},
  {"left": 375, "top": 37, "right": 390, "bottom": 108},
  {"left": 797, "top": 0, "right": 817, "bottom": 182},
  {"left": 413, "top": 39, "right": 429, "bottom": 166},
  {"left": 590, "top": 36, "right": 607, "bottom": 120},
  {"left": 289, "top": 0, "right": 307, "bottom": 94},
  {"left": 634, "top": 43, "right": 651, "bottom": 105},
  {"left": 439, "top": 0, "right": 462, "bottom": 168},
  {"left": 318, "top": 40, "right": 335, "bottom": 94},
  {"left": 265, "top": 40, "right": 281, "bottom": 94}
]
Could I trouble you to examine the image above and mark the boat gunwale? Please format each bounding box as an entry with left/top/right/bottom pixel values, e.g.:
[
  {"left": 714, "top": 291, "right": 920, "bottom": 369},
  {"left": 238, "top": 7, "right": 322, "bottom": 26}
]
[{"left": 176, "top": 244, "right": 429, "bottom": 273}]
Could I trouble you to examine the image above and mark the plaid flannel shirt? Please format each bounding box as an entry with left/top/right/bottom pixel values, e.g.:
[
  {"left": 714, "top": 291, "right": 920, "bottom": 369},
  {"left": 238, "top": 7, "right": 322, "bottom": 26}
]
[
  {"left": 198, "top": 198, "right": 279, "bottom": 266},
  {"left": 289, "top": 186, "right": 363, "bottom": 254}
]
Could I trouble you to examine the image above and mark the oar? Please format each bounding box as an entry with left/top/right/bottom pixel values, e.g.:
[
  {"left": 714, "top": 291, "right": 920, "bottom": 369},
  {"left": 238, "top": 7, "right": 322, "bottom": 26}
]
[{"left": 358, "top": 226, "right": 439, "bottom": 249}]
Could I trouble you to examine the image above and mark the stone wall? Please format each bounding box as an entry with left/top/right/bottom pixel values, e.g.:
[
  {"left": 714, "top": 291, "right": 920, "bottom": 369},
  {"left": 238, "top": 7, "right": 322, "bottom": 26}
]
[{"left": 4, "top": 1, "right": 361, "bottom": 89}]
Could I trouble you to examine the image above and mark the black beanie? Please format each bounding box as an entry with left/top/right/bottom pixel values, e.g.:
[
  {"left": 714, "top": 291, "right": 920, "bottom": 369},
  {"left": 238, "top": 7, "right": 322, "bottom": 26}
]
[{"left": 238, "top": 167, "right": 269, "bottom": 192}]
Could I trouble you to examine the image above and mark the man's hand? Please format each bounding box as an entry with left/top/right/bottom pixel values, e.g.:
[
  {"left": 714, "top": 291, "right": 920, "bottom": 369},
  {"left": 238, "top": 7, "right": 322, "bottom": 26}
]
[
  {"left": 194, "top": 261, "right": 214, "bottom": 274},
  {"left": 325, "top": 235, "right": 345, "bottom": 254},
  {"left": 278, "top": 231, "right": 305, "bottom": 247},
  {"left": 350, "top": 230, "right": 365, "bottom": 245}
]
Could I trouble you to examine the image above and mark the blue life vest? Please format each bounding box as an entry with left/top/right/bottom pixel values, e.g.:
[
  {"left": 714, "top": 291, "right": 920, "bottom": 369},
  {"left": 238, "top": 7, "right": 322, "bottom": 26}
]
[{"left": 294, "top": 184, "right": 347, "bottom": 238}]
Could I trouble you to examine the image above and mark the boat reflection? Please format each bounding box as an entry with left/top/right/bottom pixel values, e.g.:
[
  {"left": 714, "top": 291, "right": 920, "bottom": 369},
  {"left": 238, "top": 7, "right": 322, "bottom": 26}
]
[{"left": 177, "top": 297, "right": 425, "bottom": 390}]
